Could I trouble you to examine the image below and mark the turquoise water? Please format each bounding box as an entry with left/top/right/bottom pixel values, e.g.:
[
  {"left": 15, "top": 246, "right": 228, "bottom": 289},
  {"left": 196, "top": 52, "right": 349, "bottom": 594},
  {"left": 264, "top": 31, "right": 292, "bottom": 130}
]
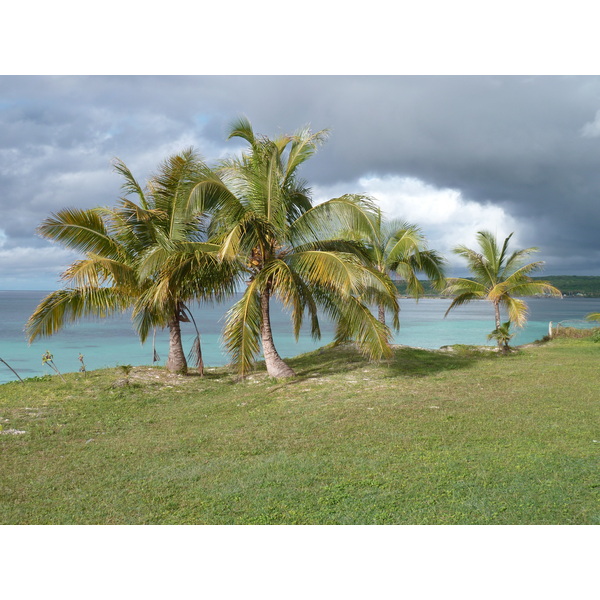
[{"left": 0, "top": 291, "right": 598, "bottom": 385}]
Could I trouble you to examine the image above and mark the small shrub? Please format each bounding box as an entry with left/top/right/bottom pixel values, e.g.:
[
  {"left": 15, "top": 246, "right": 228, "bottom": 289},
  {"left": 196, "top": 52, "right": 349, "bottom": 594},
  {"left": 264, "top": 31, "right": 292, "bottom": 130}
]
[
  {"left": 117, "top": 364, "right": 133, "bottom": 386},
  {"left": 552, "top": 326, "right": 599, "bottom": 339},
  {"left": 24, "top": 374, "right": 52, "bottom": 382},
  {"left": 78, "top": 353, "right": 87, "bottom": 376}
]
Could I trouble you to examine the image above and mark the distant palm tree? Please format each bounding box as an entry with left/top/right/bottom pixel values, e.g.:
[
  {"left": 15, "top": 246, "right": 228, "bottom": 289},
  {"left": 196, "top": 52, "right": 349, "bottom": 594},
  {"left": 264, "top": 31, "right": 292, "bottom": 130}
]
[
  {"left": 26, "top": 149, "right": 238, "bottom": 374},
  {"left": 444, "top": 231, "right": 562, "bottom": 349},
  {"left": 198, "top": 117, "right": 399, "bottom": 379},
  {"left": 340, "top": 209, "right": 446, "bottom": 325}
]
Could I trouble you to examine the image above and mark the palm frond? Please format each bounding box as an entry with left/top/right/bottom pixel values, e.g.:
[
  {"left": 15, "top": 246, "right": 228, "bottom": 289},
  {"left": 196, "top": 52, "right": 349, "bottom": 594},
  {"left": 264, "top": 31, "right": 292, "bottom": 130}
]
[
  {"left": 412, "top": 249, "right": 447, "bottom": 291},
  {"left": 443, "top": 278, "right": 487, "bottom": 297},
  {"left": 61, "top": 254, "right": 138, "bottom": 290},
  {"left": 222, "top": 280, "right": 262, "bottom": 378},
  {"left": 260, "top": 259, "right": 320, "bottom": 340},
  {"left": 328, "top": 292, "right": 393, "bottom": 360},
  {"left": 384, "top": 225, "right": 424, "bottom": 267},
  {"left": 501, "top": 246, "right": 539, "bottom": 278},
  {"left": 193, "top": 175, "right": 246, "bottom": 229},
  {"left": 38, "top": 208, "right": 124, "bottom": 260},
  {"left": 506, "top": 280, "right": 562, "bottom": 298},
  {"left": 284, "top": 127, "right": 329, "bottom": 181},
  {"left": 227, "top": 115, "right": 255, "bottom": 145},
  {"left": 113, "top": 158, "right": 148, "bottom": 208},
  {"left": 289, "top": 194, "right": 379, "bottom": 246},
  {"left": 152, "top": 329, "right": 160, "bottom": 363},
  {"left": 131, "top": 306, "right": 161, "bottom": 344},
  {"left": 290, "top": 250, "right": 361, "bottom": 295},
  {"left": 187, "top": 336, "right": 203, "bottom": 374},
  {"left": 291, "top": 238, "right": 373, "bottom": 263},
  {"left": 26, "top": 287, "right": 132, "bottom": 342},
  {"left": 501, "top": 296, "right": 529, "bottom": 327},
  {"left": 444, "top": 291, "right": 486, "bottom": 318},
  {"left": 453, "top": 242, "right": 495, "bottom": 285},
  {"left": 477, "top": 230, "right": 504, "bottom": 273},
  {"left": 181, "top": 304, "right": 204, "bottom": 375}
]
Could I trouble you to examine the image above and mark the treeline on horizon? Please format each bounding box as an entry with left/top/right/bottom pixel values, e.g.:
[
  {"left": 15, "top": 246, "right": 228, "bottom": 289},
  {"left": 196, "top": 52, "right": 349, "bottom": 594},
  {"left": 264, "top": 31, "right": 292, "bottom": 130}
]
[{"left": 394, "top": 275, "right": 600, "bottom": 297}]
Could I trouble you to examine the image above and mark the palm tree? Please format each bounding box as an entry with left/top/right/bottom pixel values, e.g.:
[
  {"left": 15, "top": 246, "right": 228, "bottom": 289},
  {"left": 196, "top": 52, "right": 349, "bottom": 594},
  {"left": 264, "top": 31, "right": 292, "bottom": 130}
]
[
  {"left": 26, "top": 149, "right": 237, "bottom": 374},
  {"left": 586, "top": 312, "right": 600, "bottom": 322},
  {"left": 444, "top": 231, "right": 562, "bottom": 348},
  {"left": 198, "top": 117, "right": 400, "bottom": 379},
  {"left": 340, "top": 209, "right": 446, "bottom": 325}
]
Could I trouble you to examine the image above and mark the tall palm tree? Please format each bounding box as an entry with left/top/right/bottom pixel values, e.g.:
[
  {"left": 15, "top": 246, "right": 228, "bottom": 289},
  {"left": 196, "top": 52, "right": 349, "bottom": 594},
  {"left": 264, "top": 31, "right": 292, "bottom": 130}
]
[
  {"left": 340, "top": 209, "right": 446, "bottom": 325},
  {"left": 198, "top": 117, "right": 400, "bottom": 379},
  {"left": 26, "top": 149, "right": 237, "bottom": 374},
  {"left": 443, "top": 231, "right": 562, "bottom": 348}
]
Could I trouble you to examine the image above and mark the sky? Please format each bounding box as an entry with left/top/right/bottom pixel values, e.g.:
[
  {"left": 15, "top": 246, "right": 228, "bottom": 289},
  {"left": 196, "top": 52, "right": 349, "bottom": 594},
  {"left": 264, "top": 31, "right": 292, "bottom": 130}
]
[{"left": 1, "top": 75, "right": 600, "bottom": 289}]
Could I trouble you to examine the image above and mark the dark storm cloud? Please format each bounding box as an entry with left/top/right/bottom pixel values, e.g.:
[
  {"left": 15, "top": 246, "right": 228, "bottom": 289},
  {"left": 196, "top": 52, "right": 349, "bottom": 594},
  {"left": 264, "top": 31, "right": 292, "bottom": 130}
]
[{"left": 1, "top": 75, "right": 600, "bottom": 287}]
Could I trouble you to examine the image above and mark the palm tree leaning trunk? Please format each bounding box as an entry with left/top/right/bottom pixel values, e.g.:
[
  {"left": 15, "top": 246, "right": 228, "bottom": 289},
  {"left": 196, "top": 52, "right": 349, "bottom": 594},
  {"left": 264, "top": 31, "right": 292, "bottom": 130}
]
[
  {"left": 165, "top": 304, "right": 187, "bottom": 374},
  {"left": 205, "top": 117, "right": 399, "bottom": 379},
  {"left": 259, "top": 285, "right": 295, "bottom": 378}
]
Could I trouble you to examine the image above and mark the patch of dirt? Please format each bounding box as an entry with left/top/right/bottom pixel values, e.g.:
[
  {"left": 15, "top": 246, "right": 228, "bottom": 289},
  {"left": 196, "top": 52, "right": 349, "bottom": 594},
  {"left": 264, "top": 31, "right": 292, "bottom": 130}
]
[
  {"left": 128, "top": 367, "right": 187, "bottom": 383},
  {"left": 0, "top": 428, "right": 27, "bottom": 435}
]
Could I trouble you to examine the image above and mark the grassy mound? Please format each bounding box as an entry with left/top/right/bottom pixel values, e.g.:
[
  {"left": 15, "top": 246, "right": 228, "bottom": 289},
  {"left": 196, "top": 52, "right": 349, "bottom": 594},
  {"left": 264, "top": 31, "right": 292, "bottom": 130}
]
[{"left": 1, "top": 339, "right": 598, "bottom": 524}]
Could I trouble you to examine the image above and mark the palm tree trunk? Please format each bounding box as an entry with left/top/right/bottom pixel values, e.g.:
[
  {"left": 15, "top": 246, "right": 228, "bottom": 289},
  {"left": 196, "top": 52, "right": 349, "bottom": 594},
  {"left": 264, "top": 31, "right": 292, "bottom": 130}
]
[
  {"left": 260, "top": 288, "right": 295, "bottom": 379},
  {"left": 493, "top": 302, "right": 502, "bottom": 350},
  {"left": 378, "top": 303, "right": 386, "bottom": 325},
  {"left": 166, "top": 316, "right": 188, "bottom": 374}
]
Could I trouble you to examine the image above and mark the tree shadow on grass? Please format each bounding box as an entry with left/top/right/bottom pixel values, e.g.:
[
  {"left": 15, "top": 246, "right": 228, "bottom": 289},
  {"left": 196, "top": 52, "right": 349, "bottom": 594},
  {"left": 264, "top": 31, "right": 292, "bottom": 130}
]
[
  {"left": 383, "top": 346, "right": 498, "bottom": 378},
  {"left": 287, "top": 343, "right": 499, "bottom": 381}
]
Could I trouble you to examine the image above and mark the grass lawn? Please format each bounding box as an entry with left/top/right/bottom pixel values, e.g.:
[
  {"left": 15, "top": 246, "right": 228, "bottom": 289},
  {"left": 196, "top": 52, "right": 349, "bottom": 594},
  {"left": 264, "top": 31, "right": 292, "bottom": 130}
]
[{"left": 1, "top": 338, "right": 598, "bottom": 524}]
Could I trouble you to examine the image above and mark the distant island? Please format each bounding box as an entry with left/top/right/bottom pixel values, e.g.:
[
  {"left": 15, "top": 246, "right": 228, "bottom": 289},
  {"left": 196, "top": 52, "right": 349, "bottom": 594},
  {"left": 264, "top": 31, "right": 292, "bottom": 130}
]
[{"left": 394, "top": 275, "right": 600, "bottom": 298}]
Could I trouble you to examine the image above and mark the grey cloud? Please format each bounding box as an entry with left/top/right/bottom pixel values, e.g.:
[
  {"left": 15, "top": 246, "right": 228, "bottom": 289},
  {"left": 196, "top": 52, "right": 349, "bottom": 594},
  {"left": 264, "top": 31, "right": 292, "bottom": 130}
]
[{"left": 1, "top": 75, "right": 600, "bottom": 287}]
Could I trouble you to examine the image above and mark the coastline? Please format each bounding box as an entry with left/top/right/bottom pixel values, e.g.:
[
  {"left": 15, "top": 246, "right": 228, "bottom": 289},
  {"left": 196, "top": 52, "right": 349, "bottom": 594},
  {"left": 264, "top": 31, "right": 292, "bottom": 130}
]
[{"left": 1, "top": 294, "right": 598, "bottom": 385}]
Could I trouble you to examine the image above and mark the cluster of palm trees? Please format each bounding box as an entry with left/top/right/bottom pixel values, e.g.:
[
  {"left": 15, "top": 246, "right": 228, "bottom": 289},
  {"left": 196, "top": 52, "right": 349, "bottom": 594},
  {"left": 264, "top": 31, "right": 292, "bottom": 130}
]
[{"left": 26, "top": 118, "right": 561, "bottom": 379}]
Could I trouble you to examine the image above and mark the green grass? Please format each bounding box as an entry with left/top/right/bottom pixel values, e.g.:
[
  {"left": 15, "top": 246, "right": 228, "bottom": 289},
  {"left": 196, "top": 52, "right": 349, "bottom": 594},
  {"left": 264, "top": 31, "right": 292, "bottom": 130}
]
[{"left": 1, "top": 338, "right": 598, "bottom": 524}]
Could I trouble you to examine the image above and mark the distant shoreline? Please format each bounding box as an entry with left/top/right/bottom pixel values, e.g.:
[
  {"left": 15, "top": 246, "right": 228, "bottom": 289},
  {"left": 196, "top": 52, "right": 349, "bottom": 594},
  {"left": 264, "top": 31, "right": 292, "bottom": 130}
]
[{"left": 393, "top": 275, "right": 600, "bottom": 298}]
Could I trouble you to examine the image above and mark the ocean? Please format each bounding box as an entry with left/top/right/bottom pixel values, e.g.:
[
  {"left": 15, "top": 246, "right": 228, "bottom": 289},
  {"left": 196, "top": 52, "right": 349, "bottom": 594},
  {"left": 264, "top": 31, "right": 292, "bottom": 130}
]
[{"left": 0, "top": 290, "right": 598, "bottom": 385}]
